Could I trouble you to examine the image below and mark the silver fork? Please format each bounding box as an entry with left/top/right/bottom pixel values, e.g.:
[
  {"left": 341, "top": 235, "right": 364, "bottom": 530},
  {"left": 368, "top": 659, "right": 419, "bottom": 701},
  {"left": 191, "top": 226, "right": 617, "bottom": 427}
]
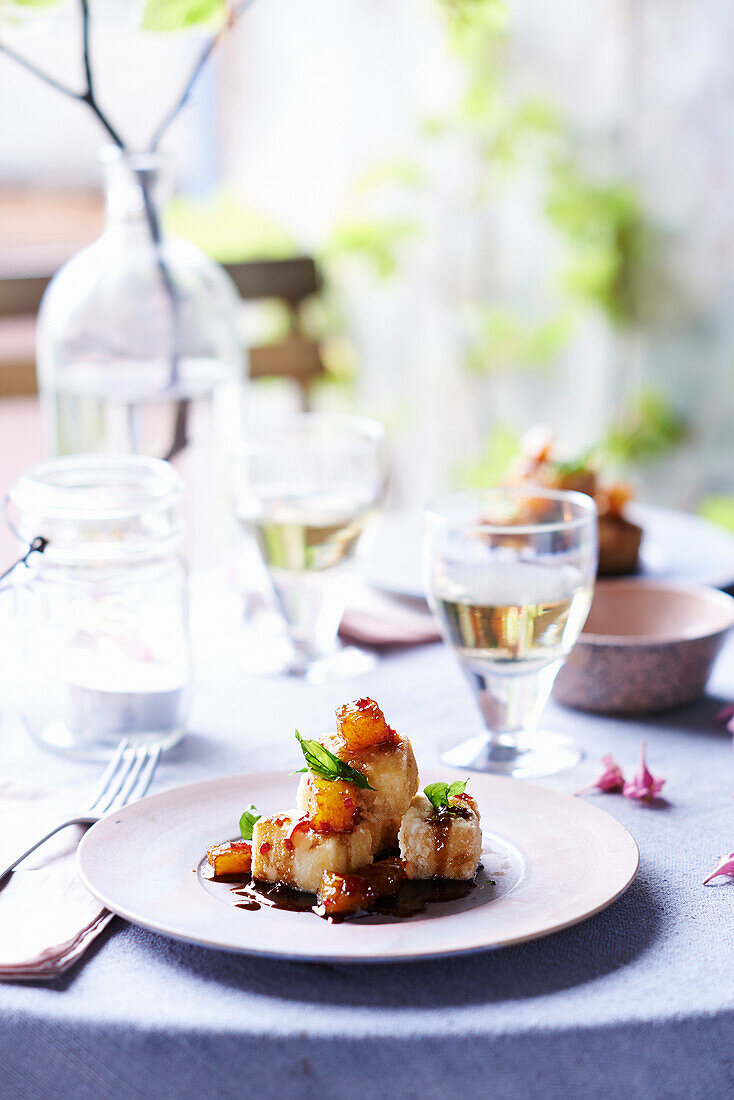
[{"left": 0, "top": 739, "right": 160, "bottom": 885}]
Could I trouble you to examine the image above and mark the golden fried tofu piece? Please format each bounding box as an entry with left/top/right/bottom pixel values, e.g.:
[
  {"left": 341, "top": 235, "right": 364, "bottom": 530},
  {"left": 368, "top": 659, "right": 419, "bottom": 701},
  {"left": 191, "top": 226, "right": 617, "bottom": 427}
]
[
  {"left": 297, "top": 734, "right": 419, "bottom": 853},
  {"left": 301, "top": 773, "right": 360, "bottom": 833},
  {"left": 251, "top": 812, "right": 373, "bottom": 894},
  {"left": 316, "top": 857, "right": 403, "bottom": 917},
  {"left": 334, "top": 697, "right": 396, "bottom": 753},
  {"left": 207, "top": 840, "right": 252, "bottom": 877},
  {"left": 399, "top": 793, "right": 482, "bottom": 880}
]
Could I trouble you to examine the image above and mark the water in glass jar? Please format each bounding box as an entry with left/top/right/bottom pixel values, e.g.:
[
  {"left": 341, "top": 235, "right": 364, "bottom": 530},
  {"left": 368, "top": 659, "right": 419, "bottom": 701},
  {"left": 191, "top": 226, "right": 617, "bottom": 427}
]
[
  {"left": 38, "top": 646, "right": 188, "bottom": 757},
  {"left": 44, "top": 358, "right": 231, "bottom": 457}
]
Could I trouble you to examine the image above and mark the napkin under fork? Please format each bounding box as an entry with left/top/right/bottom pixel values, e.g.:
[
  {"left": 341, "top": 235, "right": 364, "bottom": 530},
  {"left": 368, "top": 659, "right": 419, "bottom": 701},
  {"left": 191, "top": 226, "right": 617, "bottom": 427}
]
[{"left": 0, "top": 780, "right": 112, "bottom": 980}]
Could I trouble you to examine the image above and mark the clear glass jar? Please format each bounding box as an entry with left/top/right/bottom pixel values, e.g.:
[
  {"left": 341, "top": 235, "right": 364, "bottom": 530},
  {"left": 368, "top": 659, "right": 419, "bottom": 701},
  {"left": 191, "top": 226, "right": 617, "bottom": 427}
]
[
  {"left": 36, "top": 146, "right": 244, "bottom": 565},
  {"left": 8, "top": 454, "right": 191, "bottom": 760}
]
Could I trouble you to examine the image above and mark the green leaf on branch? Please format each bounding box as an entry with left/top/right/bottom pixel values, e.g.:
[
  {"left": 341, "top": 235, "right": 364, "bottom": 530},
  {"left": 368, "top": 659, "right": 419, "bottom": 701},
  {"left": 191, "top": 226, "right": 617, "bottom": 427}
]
[
  {"left": 7, "top": 0, "right": 58, "bottom": 8},
  {"left": 599, "top": 389, "right": 687, "bottom": 467},
  {"left": 141, "top": 0, "right": 226, "bottom": 32},
  {"left": 456, "top": 425, "right": 520, "bottom": 490}
]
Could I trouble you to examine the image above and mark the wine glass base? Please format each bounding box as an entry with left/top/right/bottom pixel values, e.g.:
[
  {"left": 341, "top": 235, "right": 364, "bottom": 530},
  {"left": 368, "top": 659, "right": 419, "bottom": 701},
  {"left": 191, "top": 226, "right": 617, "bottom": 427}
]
[
  {"left": 238, "top": 626, "right": 376, "bottom": 683},
  {"left": 441, "top": 730, "right": 582, "bottom": 779}
]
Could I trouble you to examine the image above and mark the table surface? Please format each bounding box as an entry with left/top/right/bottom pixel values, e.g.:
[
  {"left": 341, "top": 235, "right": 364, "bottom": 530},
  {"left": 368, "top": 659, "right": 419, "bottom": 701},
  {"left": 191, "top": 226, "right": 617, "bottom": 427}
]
[{"left": 1, "top": 398, "right": 734, "bottom": 1100}]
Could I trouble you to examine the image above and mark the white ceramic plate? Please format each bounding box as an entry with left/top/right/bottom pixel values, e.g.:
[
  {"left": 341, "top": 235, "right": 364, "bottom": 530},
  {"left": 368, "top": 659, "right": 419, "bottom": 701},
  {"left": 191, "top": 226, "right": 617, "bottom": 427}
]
[
  {"left": 77, "top": 769, "right": 639, "bottom": 963},
  {"left": 364, "top": 503, "right": 734, "bottom": 600}
]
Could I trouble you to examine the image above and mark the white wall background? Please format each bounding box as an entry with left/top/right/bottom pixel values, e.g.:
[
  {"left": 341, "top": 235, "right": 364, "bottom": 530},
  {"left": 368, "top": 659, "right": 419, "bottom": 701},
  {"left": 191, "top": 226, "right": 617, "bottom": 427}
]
[
  {"left": 0, "top": 2, "right": 213, "bottom": 190},
  {"left": 2, "top": 0, "right": 734, "bottom": 509}
]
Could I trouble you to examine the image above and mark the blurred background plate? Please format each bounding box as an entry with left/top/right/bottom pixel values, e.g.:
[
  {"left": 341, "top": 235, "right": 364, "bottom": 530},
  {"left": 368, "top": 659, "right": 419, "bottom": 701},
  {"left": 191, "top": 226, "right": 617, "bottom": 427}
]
[{"left": 363, "top": 503, "right": 734, "bottom": 601}]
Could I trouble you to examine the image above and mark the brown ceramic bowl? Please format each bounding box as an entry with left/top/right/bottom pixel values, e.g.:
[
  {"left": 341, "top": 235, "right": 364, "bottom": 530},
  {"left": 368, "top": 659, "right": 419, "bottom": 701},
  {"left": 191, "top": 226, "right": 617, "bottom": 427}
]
[{"left": 554, "top": 579, "right": 734, "bottom": 714}]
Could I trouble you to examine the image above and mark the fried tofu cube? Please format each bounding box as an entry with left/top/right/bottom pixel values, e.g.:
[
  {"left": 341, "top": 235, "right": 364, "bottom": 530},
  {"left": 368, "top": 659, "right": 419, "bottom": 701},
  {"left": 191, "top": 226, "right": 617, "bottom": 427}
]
[
  {"left": 251, "top": 812, "right": 373, "bottom": 894},
  {"left": 316, "top": 857, "right": 404, "bottom": 917},
  {"left": 334, "top": 697, "right": 396, "bottom": 752},
  {"left": 207, "top": 839, "right": 252, "bottom": 877},
  {"left": 399, "top": 793, "right": 482, "bottom": 880},
  {"left": 302, "top": 774, "right": 360, "bottom": 833},
  {"left": 296, "top": 734, "right": 419, "bottom": 853}
]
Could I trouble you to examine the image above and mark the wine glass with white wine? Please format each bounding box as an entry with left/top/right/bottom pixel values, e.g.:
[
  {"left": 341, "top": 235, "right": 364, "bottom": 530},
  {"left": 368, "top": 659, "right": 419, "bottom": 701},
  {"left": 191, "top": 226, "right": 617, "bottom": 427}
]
[
  {"left": 232, "top": 413, "right": 387, "bottom": 682},
  {"left": 425, "top": 488, "right": 597, "bottom": 777}
]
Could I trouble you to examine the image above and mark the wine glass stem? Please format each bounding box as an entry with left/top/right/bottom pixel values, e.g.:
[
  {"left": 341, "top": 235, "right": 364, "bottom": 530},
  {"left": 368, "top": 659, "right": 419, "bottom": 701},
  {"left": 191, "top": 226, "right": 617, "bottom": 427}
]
[
  {"left": 271, "top": 569, "right": 349, "bottom": 668},
  {"left": 467, "top": 660, "right": 562, "bottom": 758}
]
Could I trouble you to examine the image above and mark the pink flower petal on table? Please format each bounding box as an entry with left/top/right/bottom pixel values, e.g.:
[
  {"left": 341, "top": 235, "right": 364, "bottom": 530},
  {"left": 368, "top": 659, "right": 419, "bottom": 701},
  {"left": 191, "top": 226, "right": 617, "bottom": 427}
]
[
  {"left": 622, "top": 741, "right": 665, "bottom": 801},
  {"left": 703, "top": 852, "right": 734, "bottom": 885},
  {"left": 575, "top": 755, "right": 625, "bottom": 796}
]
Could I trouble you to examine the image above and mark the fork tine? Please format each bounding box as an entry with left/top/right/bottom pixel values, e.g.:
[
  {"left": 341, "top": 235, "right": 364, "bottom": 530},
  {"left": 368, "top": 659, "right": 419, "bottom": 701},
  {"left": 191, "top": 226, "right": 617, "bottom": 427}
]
[
  {"left": 131, "top": 744, "right": 160, "bottom": 802},
  {"left": 106, "top": 745, "right": 150, "bottom": 813},
  {"left": 94, "top": 746, "right": 138, "bottom": 815},
  {"left": 87, "top": 738, "right": 130, "bottom": 814}
]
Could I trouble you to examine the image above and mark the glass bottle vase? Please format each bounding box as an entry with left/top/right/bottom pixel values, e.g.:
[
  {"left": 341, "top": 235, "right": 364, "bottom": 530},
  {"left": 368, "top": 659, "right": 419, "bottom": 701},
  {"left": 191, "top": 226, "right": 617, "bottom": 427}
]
[{"left": 35, "top": 146, "right": 244, "bottom": 564}]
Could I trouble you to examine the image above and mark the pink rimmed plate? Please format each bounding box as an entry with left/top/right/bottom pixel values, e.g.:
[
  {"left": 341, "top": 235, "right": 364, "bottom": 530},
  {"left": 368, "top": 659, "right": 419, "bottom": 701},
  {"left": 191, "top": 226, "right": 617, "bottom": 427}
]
[{"left": 77, "top": 768, "right": 638, "bottom": 963}]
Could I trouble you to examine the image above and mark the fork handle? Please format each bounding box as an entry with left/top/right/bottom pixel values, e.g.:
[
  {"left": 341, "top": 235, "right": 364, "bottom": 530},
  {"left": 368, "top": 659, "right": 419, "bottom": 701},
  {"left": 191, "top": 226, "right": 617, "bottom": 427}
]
[{"left": 0, "top": 817, "right": 97, "bottom": 885}]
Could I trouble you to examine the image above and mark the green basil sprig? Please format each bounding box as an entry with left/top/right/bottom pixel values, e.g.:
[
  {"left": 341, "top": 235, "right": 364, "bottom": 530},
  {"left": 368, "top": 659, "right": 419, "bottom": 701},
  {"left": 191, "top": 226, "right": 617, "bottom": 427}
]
[
  {"left": 423, "top": 780, "right": 468, "bottom": 812},
  {"left": 239, "top": 804, "right": 261, "bottom": 841},
  {"left": 295, "top": 730, "right": 374, "bottom": 790}
]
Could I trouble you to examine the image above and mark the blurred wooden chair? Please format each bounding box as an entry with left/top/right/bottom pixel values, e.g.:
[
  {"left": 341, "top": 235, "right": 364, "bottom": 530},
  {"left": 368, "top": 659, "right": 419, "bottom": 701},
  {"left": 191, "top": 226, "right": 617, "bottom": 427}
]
[
  {"left": 0, "top": 256, "right": 326, "bottom": 405},
  {"left": 226, "top": 256, "right": 326, "bottom": 409},
  {"left": 0, "top": 277, "right": 46, "bottom": 397}
]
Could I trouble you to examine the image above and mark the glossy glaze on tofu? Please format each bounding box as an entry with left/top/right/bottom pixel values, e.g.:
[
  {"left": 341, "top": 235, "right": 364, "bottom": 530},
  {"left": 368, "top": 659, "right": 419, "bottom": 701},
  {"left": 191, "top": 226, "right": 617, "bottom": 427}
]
[
  {"left": 399, "top": 793, "right": 482, "bottom": 880},
  {"left": 251, "top": 812, "right": 374, "bottom": 894},
  {"left": 296, "top": 698, "right": 419, "bottom": 853}
]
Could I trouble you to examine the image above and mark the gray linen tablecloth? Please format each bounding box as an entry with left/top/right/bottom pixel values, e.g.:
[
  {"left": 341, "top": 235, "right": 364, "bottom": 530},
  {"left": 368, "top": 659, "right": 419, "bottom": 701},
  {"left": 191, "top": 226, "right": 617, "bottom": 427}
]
[{"left": 1, "top": 591, "right": 734, "bottom": 1100}]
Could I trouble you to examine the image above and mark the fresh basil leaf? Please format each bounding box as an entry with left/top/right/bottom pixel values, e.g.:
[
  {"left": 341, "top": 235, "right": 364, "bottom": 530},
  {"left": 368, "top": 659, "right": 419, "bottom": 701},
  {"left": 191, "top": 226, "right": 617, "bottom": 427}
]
[
  {"left": 424, "top": 780, "right": 469, "bottom": 811},
  {"left": 447, "top": 780, "right": 468, "bottom": 800},
  {"left": 295, "top": 730, "right": 374, "bottom": 790},
  {"left": 424, "top": 782, "right": 449, "bottom": 811},
  {"left": 239, "top": 804, "right": 261, "bottom": 841}
]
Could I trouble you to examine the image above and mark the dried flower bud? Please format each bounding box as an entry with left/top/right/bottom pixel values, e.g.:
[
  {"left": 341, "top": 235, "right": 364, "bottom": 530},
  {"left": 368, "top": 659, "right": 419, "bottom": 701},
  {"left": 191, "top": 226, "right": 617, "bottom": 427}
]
[
  {"left": 703, "top": 851, "right": 734, "bottom": 885},
  {"left": 575, "top": 755, "right": 625, "bottom": 797},
  {"left": 717, "top": 703, "right": 734, "bottom": 730},
  {"left": 622, "top": 741, "right": 665, "bottom": 802}
]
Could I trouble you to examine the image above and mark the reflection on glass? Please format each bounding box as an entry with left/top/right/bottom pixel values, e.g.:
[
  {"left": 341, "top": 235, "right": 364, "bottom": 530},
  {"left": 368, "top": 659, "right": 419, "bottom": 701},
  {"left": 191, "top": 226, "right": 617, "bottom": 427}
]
[{"left": 425, "top": 488, "right": 597, "bottom": 777}]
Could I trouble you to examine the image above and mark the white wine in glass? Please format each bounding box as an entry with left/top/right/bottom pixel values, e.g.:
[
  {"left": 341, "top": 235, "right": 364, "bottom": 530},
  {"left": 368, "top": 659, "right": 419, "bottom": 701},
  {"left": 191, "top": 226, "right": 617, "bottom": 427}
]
[
  {"left": 242, "top": 485, "right": 377, "bottom": 574},
  {"left": 425, "top": 490, "right": 597, "bottom": 777},
  {"left": 233, "top": 415, "right": 386, "bottom": 681}
]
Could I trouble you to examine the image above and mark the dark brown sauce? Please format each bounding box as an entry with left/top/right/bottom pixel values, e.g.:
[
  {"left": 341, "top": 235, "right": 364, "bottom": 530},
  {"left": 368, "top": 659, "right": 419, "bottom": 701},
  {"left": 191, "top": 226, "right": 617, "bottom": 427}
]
[
  {"left": 431, "top": 806, "right": 473, "bottom": 877},
  {"left": 220, "top": 862, "right": 489, "bottom": 923},
  {"left": 367, "top": 873, "right": 479, "bottom": 921}
]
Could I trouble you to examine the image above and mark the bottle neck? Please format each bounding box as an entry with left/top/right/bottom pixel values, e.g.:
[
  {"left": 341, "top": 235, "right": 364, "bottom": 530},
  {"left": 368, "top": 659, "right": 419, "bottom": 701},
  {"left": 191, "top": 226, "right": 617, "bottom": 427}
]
[{"left": 100, "top": 147, "right": 171, "bottom": 238}]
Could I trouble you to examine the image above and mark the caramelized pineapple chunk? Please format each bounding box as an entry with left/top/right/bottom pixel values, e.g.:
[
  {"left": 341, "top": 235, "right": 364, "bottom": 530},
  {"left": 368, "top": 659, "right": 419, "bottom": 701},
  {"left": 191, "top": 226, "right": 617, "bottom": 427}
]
[
  {"left": 335, "top": 697, "right": 396, "bottom": 752},
  {"left": 207, "top": 839, "right": 252, "bottom": 877},
  {"left": 303, "top": 773, "right": 359, "bottom": 833},
  {"left": 316, "top": 857, "right": 403, "bottom": 917},
  {"left": 296, "top": 732, "right": 419, "bottom": 852}
]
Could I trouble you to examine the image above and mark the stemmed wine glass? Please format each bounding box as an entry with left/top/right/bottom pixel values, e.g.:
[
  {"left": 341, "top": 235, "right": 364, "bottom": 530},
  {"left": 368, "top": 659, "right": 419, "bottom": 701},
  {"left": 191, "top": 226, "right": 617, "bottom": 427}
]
[
  {"left": 424, "top": 488, "right": 597, "bottom": 777},
  {"left": 232, "top": 413, "right": 387, "bottom": 682}
]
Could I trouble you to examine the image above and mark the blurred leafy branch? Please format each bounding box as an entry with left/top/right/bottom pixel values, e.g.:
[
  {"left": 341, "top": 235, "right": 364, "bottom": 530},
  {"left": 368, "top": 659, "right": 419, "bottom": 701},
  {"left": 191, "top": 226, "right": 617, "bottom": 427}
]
[
  {"left": 599, "top": 389, "right": 687, "bottom": 466},
  {"left": 464, "top": 307, "right": 573, "bottom": 374},
  {"left": 698, "top": 496, "right": 734, "bottom": 533},
  {"left": 457, "top": 387, "right": 687, "bottom": 488},
  {"left": 0, "top": 0, "right": 253, "bottom": 152}
]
